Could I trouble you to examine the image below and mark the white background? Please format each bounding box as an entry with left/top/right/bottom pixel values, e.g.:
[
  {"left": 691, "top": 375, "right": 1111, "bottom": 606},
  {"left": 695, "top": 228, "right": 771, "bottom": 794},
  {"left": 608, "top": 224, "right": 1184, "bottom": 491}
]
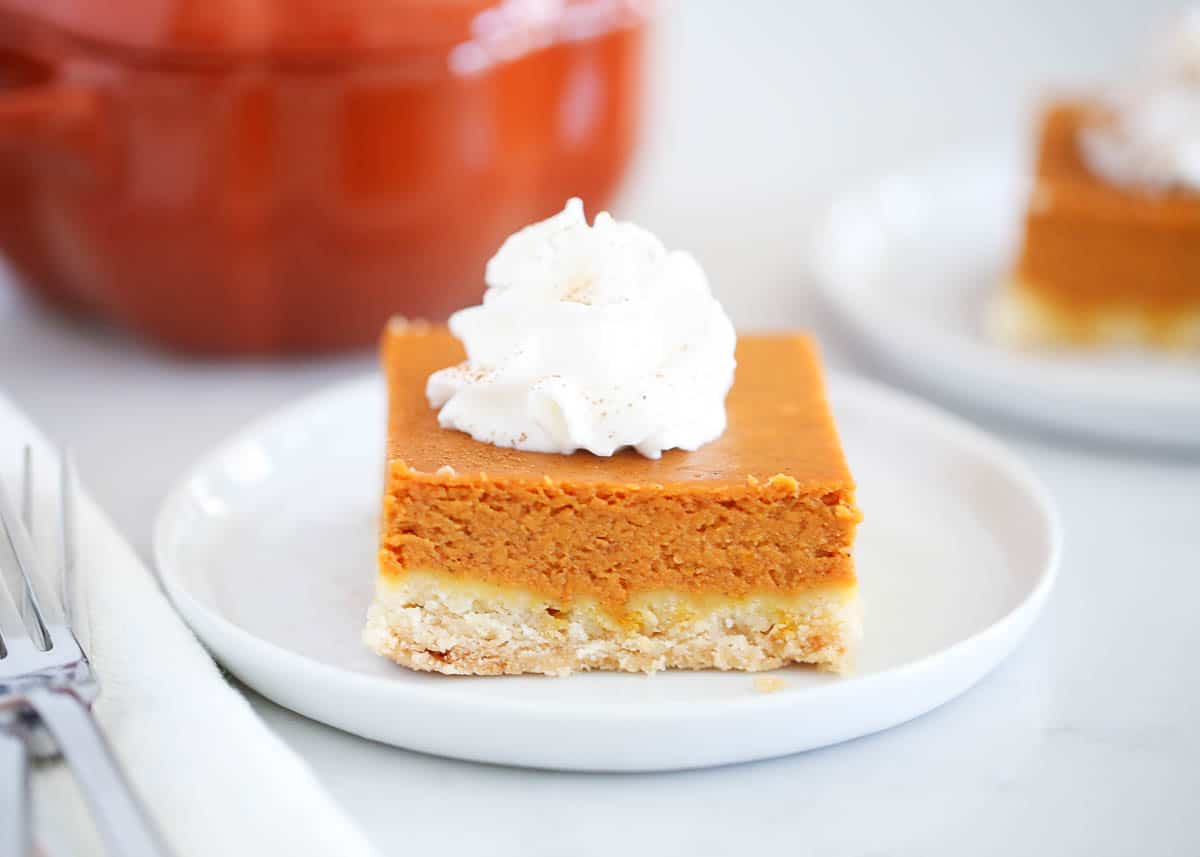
[{"left": 3, "top": 1, "right": 1200, "bottom": 854}]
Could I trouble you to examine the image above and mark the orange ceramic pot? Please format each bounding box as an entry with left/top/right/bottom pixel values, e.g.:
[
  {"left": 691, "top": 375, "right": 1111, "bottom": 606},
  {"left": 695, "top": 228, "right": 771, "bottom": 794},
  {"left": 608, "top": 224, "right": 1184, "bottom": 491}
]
[{"left": 0, "top": 0, "right": 648, "bottom": 354}]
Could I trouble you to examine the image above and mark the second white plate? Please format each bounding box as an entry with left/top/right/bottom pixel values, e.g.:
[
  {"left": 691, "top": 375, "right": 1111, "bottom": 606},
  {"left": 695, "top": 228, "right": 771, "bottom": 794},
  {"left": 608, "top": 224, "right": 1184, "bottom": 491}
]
[
  {"left": 155, "top": 374, "right": 1059, "bottom": 772},
  {"left": 812, "top": 146, "right": 1200, "bottom": 449}
]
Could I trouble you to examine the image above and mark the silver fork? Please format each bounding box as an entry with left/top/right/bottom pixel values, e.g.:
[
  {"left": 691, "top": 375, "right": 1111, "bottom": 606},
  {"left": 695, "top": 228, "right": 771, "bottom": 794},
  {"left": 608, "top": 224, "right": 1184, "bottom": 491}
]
[{"left": 0, "top": 448, "right": 171, "bottom": 857}]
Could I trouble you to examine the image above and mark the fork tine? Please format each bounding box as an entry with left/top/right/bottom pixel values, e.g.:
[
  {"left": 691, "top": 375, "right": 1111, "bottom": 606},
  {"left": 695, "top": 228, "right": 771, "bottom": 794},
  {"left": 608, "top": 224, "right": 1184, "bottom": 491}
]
[
  {"left": 0, "top": 532, "right": 34, "bottom": 660},
  {"left": 21, "top": 445, "right": 55, "bottom": 642},
  {"left": 0, "top": 563, "right": 23, "bottom": 658},
  {"left": 0, "top": 453, "right": 50, "bottom": 651},
  {"left": 60, "top": 449, "right": 77, "bottom": 626},
  {"left": 21, "top": 446, "right": 32, "bottom": 535}
]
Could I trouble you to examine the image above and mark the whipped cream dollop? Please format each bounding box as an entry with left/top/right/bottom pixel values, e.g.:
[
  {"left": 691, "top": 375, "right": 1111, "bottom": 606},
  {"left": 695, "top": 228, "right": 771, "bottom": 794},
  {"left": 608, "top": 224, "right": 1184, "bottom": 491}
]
[
  {"left": 427, "top": 198, "right": 736, "bottom": 459},
  {"left": 1082, "top": 9, "right": 1200, "bottom": 190}
]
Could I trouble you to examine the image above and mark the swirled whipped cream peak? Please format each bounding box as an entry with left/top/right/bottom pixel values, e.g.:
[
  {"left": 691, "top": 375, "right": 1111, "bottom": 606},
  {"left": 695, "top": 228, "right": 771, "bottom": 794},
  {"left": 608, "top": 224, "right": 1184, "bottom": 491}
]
[
  {"left": 1082, "top": 8, "right": 1200, "bottom": 191},
  {"left": 426, "top": 198, "right": 737, "bottom": 459}
]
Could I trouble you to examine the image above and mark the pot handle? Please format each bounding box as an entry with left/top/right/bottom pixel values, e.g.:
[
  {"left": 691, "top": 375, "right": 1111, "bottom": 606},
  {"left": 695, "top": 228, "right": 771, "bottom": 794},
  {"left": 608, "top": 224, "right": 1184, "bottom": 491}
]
[
  {"left": 0, "top": 52, "right": 103, "bottom": 165},
  {"left": 0, "top": 85, "right": 96, "bottom": 145}
]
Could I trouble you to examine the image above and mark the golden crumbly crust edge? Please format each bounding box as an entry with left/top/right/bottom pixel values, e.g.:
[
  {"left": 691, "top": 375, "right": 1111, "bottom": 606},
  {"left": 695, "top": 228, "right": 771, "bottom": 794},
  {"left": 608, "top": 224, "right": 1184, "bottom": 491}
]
[
  {"left": 991, "top": 283, "right": 1200, "bottom": 352},
  {"left": 363, "top": 575, "right": 861, "bottom": 677}
]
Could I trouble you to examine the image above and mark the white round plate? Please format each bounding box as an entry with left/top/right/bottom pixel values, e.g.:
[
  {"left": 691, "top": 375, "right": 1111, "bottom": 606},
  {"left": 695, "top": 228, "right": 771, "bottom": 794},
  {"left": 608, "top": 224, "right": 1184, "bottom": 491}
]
[
  {"left": 155, "top": 374, "right": 1059, "bottom": 772},
  {"left": 812, "top": 146, "right": 1200, "bottom": 449}
]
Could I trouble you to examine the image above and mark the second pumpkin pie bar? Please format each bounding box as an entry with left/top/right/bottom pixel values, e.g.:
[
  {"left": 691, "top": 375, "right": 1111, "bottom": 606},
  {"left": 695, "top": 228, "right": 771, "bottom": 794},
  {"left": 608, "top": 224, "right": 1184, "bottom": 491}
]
[
  {"left": 997, "top": 102, "right": 1200, "bottom": 350},
  {"left": 364, "top": 322, "right": 863, "bottom": 676}
]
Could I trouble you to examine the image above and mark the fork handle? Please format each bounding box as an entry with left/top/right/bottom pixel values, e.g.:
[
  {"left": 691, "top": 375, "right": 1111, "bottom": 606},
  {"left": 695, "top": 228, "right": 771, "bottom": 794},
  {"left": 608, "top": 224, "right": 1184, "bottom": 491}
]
[
  {"left": 25, "top": 687, "right": 172, "bottom": 857},
  {"left": 0, "top": 721, "right": 30, "bottom": 857}
]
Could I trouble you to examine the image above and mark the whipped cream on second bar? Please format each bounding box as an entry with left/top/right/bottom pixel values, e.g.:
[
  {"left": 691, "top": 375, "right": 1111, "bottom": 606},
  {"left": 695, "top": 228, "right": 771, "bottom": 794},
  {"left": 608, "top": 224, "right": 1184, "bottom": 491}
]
[
  {"left": 1082, "top": 9, "right": 1200, "bottom": 190},
  {"left": 427, "top": 198, "right": 736, "bottom": 459}
]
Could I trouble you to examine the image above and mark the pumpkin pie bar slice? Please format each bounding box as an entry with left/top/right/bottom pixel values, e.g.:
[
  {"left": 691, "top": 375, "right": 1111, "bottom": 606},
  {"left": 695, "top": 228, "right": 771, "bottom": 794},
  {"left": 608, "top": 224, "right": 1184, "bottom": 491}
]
[
  {"left": 995, "top": 102, "right": 1200, "bottom": 351},
  {"left": 364, "top": 323, "right": 863, "bottom": 676}
]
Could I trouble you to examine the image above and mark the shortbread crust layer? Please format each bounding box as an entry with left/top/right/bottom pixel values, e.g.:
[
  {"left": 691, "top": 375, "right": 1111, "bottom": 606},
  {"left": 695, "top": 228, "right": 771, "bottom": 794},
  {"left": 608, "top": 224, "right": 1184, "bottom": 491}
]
[
  {"left": 992, "top": 281, "right": 1200, "bottom": 351},
  {"left": 364, "top": 570, "right": 861, "bottom": 676}
]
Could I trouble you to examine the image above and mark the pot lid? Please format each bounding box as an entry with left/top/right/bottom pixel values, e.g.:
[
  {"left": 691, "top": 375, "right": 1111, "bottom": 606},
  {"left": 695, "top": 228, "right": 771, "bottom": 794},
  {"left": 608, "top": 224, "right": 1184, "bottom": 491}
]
[{"left": 0, "top": 0, "right": 649, "bottom": 62}]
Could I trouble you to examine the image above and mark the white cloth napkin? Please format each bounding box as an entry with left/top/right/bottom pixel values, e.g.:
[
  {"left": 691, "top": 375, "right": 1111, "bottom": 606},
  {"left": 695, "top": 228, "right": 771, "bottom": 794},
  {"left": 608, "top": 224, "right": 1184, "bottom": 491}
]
[{"left": 0, "top": 392, "right": 381, "bottom": 857}]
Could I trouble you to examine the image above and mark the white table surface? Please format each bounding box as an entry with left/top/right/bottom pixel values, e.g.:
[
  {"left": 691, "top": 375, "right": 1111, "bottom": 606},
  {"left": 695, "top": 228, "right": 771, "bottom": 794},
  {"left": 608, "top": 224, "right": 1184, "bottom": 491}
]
[{"left": 3, "top": 2, "right": 1199, "bottom": 854}]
